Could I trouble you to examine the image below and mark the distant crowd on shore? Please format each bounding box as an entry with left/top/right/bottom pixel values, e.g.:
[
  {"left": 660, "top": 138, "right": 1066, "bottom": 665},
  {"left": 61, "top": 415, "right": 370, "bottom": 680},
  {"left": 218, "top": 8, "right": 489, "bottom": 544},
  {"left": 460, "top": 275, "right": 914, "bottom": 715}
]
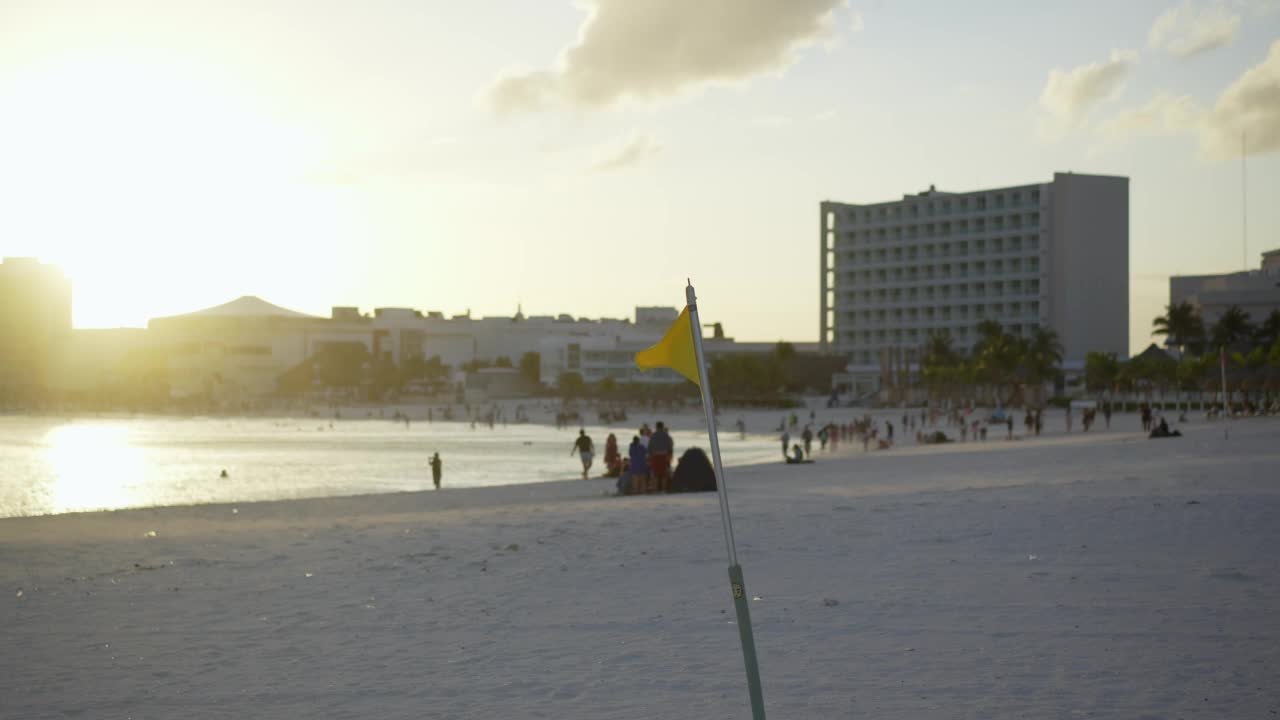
[
  {"left": 569, "top": 422, "right": 716, "bottom": 496},
  {"left": 769, "top": 398, "right": 1250, "bottom": 458}
]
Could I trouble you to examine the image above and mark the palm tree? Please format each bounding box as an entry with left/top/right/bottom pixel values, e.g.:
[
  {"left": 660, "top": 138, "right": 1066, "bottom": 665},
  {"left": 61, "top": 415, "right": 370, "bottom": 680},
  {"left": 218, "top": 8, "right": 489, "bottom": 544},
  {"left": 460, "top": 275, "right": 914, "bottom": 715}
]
[
  {"left": 1024, "top": 326, "right": 1064, "bottom": 384},
  {"left": 1152, "top": 301, "right": 1204, "bottom": 354},
  {"left": 1210, "top": 305, "right": 1254, "bottom": 350},
  {"left": 1254, "top": 309, "right": 1280, "bottom": 348},
  {"left": 971, "top": 323, "right": 1024, "bottom": 405},
  {"left": 921, "top": 331, "right": 962, "bottom": 402},
  {"left": 922, "top": 330, "right": 959, "bottom": 368},
  {"left": 1085, "top": 351, "right": 1120, "bottom": 396}
]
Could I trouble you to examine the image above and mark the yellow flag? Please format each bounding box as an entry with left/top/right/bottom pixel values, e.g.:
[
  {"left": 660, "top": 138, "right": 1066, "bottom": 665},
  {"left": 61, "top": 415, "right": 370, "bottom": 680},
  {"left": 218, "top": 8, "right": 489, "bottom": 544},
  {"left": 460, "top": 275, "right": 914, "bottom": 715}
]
[{"left": 635, "top": 306, "right": 701, "bottom": 385}]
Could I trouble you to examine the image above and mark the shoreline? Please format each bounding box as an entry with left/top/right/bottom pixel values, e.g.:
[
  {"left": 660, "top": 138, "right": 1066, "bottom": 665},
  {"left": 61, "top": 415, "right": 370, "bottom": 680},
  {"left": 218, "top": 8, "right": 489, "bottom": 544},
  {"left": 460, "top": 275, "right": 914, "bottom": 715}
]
[{"left": 1, "top": 413, "right": 1246, "bottom": 530}]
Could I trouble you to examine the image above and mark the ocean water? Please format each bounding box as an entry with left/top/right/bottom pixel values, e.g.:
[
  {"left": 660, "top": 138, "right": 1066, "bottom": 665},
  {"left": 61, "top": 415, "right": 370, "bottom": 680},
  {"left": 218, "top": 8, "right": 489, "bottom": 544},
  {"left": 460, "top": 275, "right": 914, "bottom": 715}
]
[{"left": 0, "top": 415, "right": 783, "bottom": 518}]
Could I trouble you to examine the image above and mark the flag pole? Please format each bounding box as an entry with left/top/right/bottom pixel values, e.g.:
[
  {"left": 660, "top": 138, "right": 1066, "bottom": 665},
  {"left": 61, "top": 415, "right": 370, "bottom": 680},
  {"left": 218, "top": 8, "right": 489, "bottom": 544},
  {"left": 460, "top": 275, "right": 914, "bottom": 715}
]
[{"left": 685, "top": 281, "right": 766, "bottom": 720}]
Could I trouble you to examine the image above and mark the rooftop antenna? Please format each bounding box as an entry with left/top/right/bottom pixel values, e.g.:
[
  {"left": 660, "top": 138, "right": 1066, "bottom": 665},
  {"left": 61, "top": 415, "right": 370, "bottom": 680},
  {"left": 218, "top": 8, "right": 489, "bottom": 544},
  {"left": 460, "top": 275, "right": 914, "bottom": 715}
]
[{"left": 1242, "top": 132, "right": 1248, "bottom": 270}]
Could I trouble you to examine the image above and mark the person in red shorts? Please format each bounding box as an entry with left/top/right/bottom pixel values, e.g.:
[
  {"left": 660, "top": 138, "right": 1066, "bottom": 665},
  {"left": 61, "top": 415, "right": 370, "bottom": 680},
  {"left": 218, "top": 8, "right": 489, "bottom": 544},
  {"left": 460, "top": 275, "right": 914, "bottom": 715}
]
[{"left": 647, "top": 421, "right": 674, "bottom": 492}]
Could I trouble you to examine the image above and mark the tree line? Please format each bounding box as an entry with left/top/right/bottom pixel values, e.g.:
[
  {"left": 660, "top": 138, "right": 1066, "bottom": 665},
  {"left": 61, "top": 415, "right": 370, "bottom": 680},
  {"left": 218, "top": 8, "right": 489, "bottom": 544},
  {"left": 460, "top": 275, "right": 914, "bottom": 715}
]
[
  {"left": 919, "top": 320, "right": 1063, "bottom": 406},
  {"left": 1085, "top": 303, "right": 1280, "bottom": 405}
]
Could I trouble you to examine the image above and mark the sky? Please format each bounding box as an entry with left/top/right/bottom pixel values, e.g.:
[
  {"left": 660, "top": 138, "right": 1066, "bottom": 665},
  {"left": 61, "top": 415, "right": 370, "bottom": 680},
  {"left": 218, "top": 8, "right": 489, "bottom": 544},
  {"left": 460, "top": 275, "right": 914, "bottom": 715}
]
[{"left": 0, "top": 0, "right": 1277, "bottom": 354}]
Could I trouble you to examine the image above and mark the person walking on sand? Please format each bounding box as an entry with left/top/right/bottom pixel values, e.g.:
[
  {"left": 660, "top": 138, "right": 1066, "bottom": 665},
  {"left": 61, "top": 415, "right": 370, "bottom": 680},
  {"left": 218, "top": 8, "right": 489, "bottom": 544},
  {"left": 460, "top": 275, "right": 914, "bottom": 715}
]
[
  {"left": 802, "top": 425, "right": 814, "bottom": 458},
  {"left": 430, "top": 452, "right": 442, "bottom": 490},
  {"left": 781, "top": 430, "right": 791, "bottom": 458},
  {"left": 571, "top": 429, "right": 595, "bottom": 479}
]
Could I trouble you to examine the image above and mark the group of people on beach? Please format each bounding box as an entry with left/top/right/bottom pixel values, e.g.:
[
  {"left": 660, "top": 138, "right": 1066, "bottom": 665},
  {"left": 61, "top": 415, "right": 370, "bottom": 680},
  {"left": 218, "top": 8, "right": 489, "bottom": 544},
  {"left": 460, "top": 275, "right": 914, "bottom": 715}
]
[{"left": 571, "top": 422, "right": 676, "bottom": 493}]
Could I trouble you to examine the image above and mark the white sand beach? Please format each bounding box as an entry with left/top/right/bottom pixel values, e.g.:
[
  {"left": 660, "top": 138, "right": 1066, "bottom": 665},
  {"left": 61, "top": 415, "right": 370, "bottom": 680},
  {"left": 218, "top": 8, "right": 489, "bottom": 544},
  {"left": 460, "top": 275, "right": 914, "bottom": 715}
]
[{"left": 3, "top": 416, "right": 1278, "bottom": 718}]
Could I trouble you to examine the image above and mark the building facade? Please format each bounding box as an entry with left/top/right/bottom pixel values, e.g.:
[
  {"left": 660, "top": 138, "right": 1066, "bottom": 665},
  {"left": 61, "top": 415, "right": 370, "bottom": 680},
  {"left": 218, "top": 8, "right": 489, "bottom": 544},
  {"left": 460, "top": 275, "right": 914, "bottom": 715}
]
[
  {"left": 0, "top": 257, "right": 72, "bottom": 403},
  {"left": 820, "top": 172, "right": 1128, "bottom": 393},
  {"left": 1169, "top": 248, "right": 1280, "bottom": 331}
]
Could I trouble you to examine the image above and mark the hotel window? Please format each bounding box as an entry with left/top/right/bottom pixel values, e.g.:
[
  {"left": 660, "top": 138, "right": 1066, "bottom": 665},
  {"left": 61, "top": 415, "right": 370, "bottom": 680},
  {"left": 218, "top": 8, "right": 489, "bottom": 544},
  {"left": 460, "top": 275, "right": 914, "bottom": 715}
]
[{"left": 992, "top": 237, "right": 1003, "bottom": 253}]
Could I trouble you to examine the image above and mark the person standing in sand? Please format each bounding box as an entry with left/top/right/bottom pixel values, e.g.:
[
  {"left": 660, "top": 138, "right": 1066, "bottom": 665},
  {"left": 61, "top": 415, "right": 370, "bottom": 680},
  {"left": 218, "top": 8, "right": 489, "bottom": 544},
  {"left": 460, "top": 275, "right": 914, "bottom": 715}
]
[
  {"left": 571, "top": 429, "right": 595, "bottom": 479},
  {"left": 430, "top": 452, "right": 442, "bottom": 490},
  {"left": 647, "top": 421, "right": 674, "bottom": 492}
]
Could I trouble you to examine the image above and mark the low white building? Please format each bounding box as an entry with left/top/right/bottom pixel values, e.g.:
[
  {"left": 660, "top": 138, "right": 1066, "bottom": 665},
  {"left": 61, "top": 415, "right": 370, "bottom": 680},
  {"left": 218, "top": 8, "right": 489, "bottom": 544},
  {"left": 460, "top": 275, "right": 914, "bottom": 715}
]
[
  {"left": 148, "top": 296, "right": 374, "bottom": 400},
  {"left": 1169, "top": 248, "right": 1280, "bottom": 330}
]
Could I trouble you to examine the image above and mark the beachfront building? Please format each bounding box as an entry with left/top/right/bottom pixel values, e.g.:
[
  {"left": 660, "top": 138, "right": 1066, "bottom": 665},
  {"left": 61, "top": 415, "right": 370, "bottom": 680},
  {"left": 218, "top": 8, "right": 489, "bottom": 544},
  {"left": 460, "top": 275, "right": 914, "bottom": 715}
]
[
  {"left": 144, "top": 296, "right": 781, "bottom": 399},
  {"left": 1169, "top": 248, "right": 1280, "bottom": 331},
  {"left": 820, "top": 172, "right": 1129, "bottom": 396},
  {"left": 536, "top": 333, "right": 820, "bottom": 387},
  {"left": 148, "top": 296, "right": 376, "bottom": 401},
  {"left": 0, "top": 257, "right": 72, "bottom": 403}
]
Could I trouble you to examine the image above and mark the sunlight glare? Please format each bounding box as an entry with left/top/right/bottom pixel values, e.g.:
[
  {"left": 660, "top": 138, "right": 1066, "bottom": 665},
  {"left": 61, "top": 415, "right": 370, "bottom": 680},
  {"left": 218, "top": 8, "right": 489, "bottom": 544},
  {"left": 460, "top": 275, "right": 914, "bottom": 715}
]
[
  {"left": 0, "top": 49, "right": 348, "bottom": 327},
  {"left": 43, "top": 423, "right": 145, "bottom": 514}
]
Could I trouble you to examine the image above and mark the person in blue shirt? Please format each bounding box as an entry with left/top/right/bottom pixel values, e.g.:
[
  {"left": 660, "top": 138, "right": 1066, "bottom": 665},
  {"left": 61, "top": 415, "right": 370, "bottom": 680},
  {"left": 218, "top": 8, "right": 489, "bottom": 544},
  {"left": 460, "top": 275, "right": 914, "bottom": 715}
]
[{"left": 620, "top": 435, "right": 648, "bottom": 494}]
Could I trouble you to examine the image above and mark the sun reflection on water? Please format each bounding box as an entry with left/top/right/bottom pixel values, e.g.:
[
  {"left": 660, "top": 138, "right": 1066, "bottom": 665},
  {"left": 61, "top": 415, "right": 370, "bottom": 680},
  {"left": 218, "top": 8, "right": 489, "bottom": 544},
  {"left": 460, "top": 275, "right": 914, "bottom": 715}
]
[{"left": 43, "top": 423, "right": 145, "bottom": 513}]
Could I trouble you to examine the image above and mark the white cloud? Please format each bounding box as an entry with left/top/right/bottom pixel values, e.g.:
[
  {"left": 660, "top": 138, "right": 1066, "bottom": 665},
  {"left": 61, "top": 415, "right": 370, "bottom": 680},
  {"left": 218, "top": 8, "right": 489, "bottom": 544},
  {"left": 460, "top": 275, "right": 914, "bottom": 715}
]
[
  {"left": 486, "top": 0, "right": 844, "bottom": 116},
  {"left": 1038, "top": 49, "right": 1139, "bottom": 136},
  {"left": 1094, "top": 40, "right": 1280, "bottom": 159},
  {"left": 1201, "top": 39, "right": 1280, "bottom": 157},
  {"left": 1148, "top": 2, "right": 1240, "bottom": 58},
  {"left": 849, "top": 10, "right": 865, "bottom": 33},
  {"left": 589, "top": 133, "right": 664, "bottom": 172},
  {"left": 1098, "top": 92, "right": 1204, "bottom": 142}
]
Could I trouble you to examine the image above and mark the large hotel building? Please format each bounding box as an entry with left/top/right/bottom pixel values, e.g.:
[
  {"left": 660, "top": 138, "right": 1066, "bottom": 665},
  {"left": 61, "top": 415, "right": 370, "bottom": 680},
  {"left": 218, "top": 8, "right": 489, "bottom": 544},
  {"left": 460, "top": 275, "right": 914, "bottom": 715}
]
[{"left": 820, "top": 172, "right": 1129, "bottom": 393}]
